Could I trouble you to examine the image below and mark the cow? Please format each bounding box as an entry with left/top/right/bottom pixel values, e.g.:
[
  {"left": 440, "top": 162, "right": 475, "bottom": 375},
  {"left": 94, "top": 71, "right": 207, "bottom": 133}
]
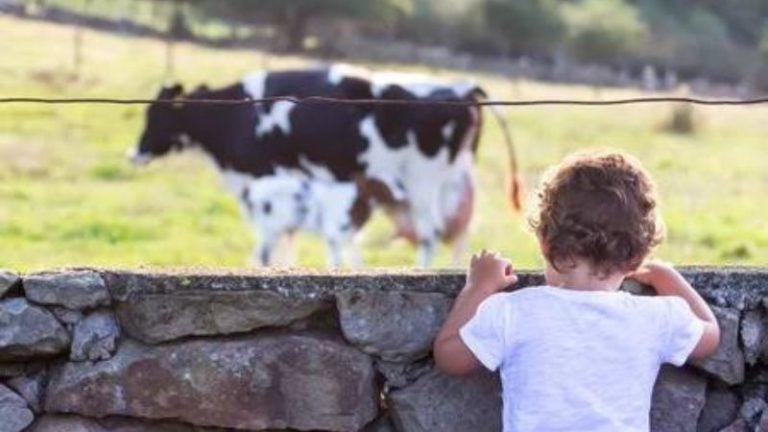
[
  {"left": 130, "top": 64, "right": 521, "bottom": 267},
  {"left": 243, "top": 174, "right": 372, "bottom": 267}
]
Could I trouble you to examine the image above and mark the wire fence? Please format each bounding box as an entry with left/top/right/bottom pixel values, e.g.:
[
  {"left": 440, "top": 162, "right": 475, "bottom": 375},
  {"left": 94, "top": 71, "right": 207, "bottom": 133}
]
[{"left": 2, "top": 96, "right": 768, "bottom": 107}]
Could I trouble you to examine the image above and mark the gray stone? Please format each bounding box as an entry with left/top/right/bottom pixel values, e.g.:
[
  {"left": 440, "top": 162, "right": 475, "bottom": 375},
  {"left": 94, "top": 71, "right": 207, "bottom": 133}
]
[
  {"left": 7, "top": 368, "right": 47, "bottom": 413},
  {"left": 361, "top": 414, "right": 396, "bottom": 432},
  {"left": 757, "top": 410, "right": 768, "bottom": 432},
  {"left": 0, "top": 298, "right": 70, "bottom": 361},
  {"left": 24, "top": 270, "right": 110, "bottom": 310},
  {"left": 717, "top": 418, "right": 748, "bottom": 432},
  {"left": 46, "top": 331, "right": 378, "bottom": 431},
  {"left": 697, "top": 386, "right": 740, "bottom": 432},
  {"left": 620, "top": 279, "right": 655, "bottom": 296},
  {"left": 0, "top": 270, "right": 20, "bottom": 298},
  {"left": 0, "top": 363, "right": 26, "bottom": 378},
  {"left": 389, "top": 368, "right": 501, "bottom": 432},
  {"left": 116, "top": 289, "right": 327, "bottom": 344},
  {"left": 739, "top": 397, "right": 767, "bottom": 424},
  {"left": 376, "top": 359, "right": 432, "bottom": 389},
  {"left": 650, "top": 366, "right": 707, "bottom": 432},
  {"left": 692, "top": 307, "right": 745, "bottom": 385},
  {"left": 740, "top": 309, "right": 766, "bottom": 366},
  {"left": 0, "top": 383, "right": 34, "bottom": 432},
  {"left": 71, "top": 310, "right": 120, "bottom": 361},
  {"left": 50, "top": 306, "right": 84, "bottom": 330},
  {"left": 337, "top": 289, "right": 452, "bottom": 362},
  {"left": 26, "top": 414, "right": 230, "bottom": 431}
]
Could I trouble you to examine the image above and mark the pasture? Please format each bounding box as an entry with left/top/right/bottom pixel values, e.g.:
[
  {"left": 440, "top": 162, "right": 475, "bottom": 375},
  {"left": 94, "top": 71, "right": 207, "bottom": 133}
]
[{"left": 1, "top": 15, "right": 767, "bottom": 271}]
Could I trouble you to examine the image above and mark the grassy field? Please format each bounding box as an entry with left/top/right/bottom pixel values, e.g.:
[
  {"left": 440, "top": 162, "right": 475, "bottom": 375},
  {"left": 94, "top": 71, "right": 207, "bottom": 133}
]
[{"left": 1, "top": 15, "right": 767, "bottom": 272}]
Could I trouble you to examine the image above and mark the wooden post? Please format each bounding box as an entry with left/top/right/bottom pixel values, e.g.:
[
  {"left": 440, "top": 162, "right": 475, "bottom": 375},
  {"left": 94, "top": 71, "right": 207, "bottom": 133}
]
[{"left": 72, "top": 0, "right": 90, "bottom": 78}]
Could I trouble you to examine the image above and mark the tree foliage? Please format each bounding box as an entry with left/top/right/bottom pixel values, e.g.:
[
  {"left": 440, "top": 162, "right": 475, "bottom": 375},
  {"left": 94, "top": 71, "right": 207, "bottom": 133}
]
[
  {"left": 562, "top": 0, "right": 647, "bottom": 63},
  {"left": 483, "top": 0, "right": 563, "bottom": 55}
]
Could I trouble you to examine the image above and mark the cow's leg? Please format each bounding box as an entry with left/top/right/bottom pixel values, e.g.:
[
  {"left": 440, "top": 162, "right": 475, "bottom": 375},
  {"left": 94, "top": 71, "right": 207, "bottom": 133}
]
[
  {"left": 326, "top": 239, "right": 343, "bottom": 268},
  {"left": 450, "top": 228, "right": 469, "bottom": 267},
  {"left": 418, "top": 237, "right": 438, "bottom": 267},
  {"left": 346, "top": 238, "right": 364, "bottom": 268},
  {"left": 272, "top": 234, "right": 296, "bottom": 266},
  {"left": 253, "top": 231, "right": 281, "bottom": 266}
]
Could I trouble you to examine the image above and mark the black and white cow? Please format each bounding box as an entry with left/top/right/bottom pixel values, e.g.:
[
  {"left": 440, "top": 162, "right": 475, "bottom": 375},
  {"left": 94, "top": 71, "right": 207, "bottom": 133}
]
[{"left": 130, "top": 65, "right": 521, "bottom": 266}]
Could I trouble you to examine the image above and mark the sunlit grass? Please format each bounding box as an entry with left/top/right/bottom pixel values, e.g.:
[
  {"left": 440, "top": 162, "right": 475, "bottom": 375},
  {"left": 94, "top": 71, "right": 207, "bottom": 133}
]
[{"left": 1, "top": 15, "right": 766, "bottom": 271}]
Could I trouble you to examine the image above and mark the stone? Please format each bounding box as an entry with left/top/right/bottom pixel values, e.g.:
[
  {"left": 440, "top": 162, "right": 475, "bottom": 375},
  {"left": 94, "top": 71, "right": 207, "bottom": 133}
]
[
  {"left": 45, "top": 331, "right": 378, "bottom": 431},
  {"left": 0, "top": 270, "right": 20, "bottom": 298},
  {"left": 650, "top": 366, "right": 707, "bottom": 432},
  {"left": 24, "top": 270, "right": 110, "bottom": 310},
  {"left": 692, "top": 307, "right": 745, "bottom": 385},
  {"left": 389, "top": 368, "right": 501, "bottom": 432},
  {"left": 0, "top": 363, "right": 26, "bottom": 378},
  {"left": 71, "top": 310, "right": 120, "bottom": 361},
  {"left": 0, "top": 383, "right": 34, "bottom": 432},
  {"left": 26, "top": 414, "right": 229, "bottom": 431},
  {"left": 757, "top": 410, "right": 768, "bottom": 432},
  {"left": 717, "top": 418, "right": 749, "bottom": 432},
  {"left": 7, "top": 368, "right": 47, "bottom": 413},
  {"left": 337, "top": 289, "right": 452, "bottom": 362},
  {"left": 376, "top": 359, "right": 432, "bottom": 389},
  {"left": 115, "top": 289, "right": 327, "bottom": 344},
  {"left": 739, "top": 397, "right": 767, "bottom": 424},
  {"left": 697, "top": 385, "right": 741, "bottom": 432},
  {"left": 741, "top": 309, "right": 766, "bottom": 366},
  {"left": 0, "top": 298, "right": 70, "bottom": 361},
  {"left": 361, "top": 414, "right": 396, "bottom": 432},
  {"left": 50, "top": 306, "right": 84, "bottom": 330}
]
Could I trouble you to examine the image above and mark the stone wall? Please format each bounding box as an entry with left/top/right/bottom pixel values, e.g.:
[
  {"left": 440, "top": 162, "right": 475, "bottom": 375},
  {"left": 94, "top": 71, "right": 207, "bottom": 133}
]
[{"left": 1, "top": 267, "right": 767, "bottom": 432}]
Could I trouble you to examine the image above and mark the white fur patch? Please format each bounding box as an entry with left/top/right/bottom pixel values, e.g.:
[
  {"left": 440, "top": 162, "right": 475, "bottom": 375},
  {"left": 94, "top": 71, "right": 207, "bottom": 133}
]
[
  {"left": 255, "top": 100, "right": 294, "bottom": 138},
  {"left": 298, "top": 155, "right": 336, "bottom": 182},
  {"left": 442, "top": 121, "right": 456, "bottom": 141},
  {"left": 242, "top": 72, "right": 267, "bottom": 99}
]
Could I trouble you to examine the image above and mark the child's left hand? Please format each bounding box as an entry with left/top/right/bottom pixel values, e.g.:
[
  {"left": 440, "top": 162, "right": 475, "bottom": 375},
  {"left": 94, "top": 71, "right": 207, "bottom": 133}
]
[{"left": 466, "top": 250, "right": 518, "bottom": 294}]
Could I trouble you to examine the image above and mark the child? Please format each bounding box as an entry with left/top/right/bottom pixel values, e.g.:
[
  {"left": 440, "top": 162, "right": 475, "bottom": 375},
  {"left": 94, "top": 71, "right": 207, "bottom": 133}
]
[{"left": 433, "top": 151, "right": 720, "bottom": 432}]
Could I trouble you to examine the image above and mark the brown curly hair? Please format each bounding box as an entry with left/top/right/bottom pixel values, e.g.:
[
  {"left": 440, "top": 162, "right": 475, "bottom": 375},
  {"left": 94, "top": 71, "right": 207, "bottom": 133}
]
[{"left": 530, "top": 151, "right": 664, "bottom": 277}]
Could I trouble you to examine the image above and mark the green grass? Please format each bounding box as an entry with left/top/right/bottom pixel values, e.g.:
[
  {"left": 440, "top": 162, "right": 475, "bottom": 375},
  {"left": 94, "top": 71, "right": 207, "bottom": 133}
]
[{"left": 1, "top": 16, "right": 767, "bottom": 271}]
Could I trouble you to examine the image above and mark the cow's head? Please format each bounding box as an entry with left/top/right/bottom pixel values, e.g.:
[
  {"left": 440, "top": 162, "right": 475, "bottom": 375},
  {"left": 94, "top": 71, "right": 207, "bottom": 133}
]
[{"left": 129, "top": 84, "right": 187, "bottom": 165}]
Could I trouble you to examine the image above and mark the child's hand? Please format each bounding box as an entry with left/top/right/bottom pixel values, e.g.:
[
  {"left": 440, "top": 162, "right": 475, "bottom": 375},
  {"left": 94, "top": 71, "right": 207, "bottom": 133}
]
[
  {"left": 629, "top": 261, "right": 681, "bottom": 295},
  {"left": 466, "top": 250, "right": 518, "bottom": 294}
]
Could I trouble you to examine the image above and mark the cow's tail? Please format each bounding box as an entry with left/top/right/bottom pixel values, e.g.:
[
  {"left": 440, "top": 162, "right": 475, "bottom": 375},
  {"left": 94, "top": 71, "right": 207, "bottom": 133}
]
[{"left": 472, "top": 87, "right": 523, "bottom": 212}]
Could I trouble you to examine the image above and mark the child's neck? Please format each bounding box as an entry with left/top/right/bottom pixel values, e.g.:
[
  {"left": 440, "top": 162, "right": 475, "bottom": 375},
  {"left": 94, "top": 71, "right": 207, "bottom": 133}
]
[{"left": 545, "top": 261, "right": 625, "bottom": 292}]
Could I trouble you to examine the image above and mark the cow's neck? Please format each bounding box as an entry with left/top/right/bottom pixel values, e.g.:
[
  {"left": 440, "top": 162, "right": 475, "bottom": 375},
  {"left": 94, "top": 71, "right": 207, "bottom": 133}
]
[{"left": 179, "top": 84, "right": 263, "bottom": 174}]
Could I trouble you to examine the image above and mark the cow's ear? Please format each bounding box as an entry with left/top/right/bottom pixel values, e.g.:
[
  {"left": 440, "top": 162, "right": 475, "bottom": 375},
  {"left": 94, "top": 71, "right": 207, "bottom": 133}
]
[
  {"left": 169, "top": 83, "right": 184, "bottom": 98},
  {"left": 159, "top": 83, "right": 185, "bottom": 99},
  {"left": 468, "top": 86, "right": 487, "bottom": 100}
]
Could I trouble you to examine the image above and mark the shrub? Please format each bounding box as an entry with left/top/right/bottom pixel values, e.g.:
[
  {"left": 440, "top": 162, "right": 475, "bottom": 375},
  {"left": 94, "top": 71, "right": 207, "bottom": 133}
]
[{"left": 562, "top": 0, "right": 648, "bottom": 63}]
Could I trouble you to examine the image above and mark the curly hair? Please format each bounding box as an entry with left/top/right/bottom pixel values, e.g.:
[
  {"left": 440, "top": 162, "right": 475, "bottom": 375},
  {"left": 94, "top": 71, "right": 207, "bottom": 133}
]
[{"left": 530, "top": 151, "right": 664, "bottom": 277}]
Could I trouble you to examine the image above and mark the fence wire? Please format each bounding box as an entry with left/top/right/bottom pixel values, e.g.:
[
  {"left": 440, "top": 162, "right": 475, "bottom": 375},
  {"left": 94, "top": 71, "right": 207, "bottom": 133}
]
[{"left": 2, "top": 96, "right": 768, "bottom": 107}]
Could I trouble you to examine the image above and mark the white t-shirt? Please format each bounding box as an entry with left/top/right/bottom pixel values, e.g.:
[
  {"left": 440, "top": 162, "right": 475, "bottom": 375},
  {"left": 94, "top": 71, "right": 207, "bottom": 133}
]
[{"left": 459, "top": 286, "right": 704, "bottom": 432}]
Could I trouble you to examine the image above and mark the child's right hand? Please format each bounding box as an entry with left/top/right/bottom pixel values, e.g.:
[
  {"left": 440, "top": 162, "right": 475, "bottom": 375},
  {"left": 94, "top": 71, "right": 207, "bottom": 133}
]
[{"left": 466, "top": 250, "right": 518, "bottom": 294}]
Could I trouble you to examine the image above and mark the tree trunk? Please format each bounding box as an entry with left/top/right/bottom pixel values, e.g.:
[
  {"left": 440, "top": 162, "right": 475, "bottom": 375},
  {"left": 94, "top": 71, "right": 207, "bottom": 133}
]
[{"left": 277, "top": 9, "right": 309, "bottom": 52}]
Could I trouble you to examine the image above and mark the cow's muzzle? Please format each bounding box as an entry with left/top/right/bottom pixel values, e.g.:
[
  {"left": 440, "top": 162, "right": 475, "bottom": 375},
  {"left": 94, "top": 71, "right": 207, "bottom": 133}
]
[{"left": 127, "top": 149, "right": 153, "bottom": 166}]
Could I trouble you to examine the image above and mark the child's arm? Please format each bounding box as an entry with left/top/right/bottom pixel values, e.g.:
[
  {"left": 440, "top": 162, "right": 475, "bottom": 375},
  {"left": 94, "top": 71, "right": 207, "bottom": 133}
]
[
  {"left": 433, "top": 250, "right": 518, "bottom": 375},
  {"left": 630, "top": 261, "right": 720, "bottom": 360}
]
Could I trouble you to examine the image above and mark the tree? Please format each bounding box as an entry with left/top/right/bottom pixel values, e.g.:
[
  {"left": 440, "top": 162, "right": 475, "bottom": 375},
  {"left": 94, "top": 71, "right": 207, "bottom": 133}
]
[
  {"left": 483, "top": 0, "right": 564, "bottom": 55},
  {"left": 188, "top": 0, "right": 413, "bottom": 52}
]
